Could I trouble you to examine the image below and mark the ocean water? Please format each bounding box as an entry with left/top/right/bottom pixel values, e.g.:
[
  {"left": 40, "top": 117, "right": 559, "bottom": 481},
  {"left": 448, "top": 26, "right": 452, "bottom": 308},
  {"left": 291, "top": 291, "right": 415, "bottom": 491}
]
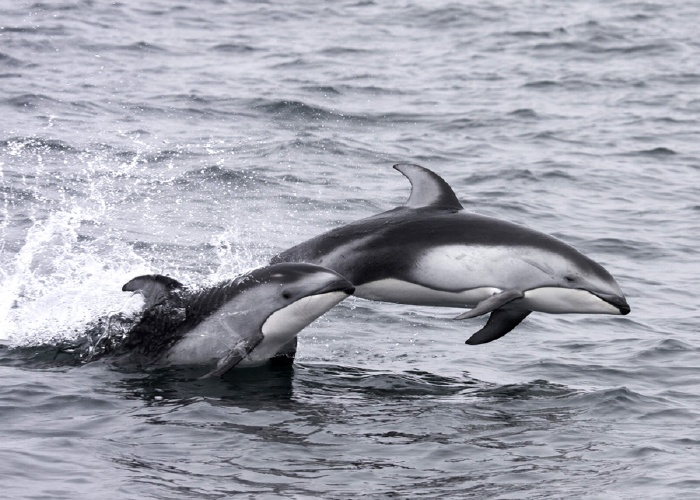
[{"left": 1, "top": 0, "right": 699, "bottom": 498}]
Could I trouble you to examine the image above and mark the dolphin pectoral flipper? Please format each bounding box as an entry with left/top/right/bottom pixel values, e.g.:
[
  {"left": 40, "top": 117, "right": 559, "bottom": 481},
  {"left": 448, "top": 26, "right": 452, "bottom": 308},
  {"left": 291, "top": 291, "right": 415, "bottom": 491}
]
[
  {"left": 465, "top": 309, "right": 531, "bottom": 345},
  {"left": 454, "top": 290, "right": 524, "bottom": 320},
  {"left": 393, "top": 163, "right": 464, "bottom": 210},
  {"left": 122, "top": 274, "right": 184, "bottom": 308},
  {"left": 200, "top": 334, "right": 264, "bottom": 378}
]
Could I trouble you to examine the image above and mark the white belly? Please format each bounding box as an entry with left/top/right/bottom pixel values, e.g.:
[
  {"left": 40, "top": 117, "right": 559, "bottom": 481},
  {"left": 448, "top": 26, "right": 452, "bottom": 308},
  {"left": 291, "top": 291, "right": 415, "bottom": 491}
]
[
  {"left": 356, "top": 278, "right": 500, "bottom": 308},
  {"left": 522, "top": 287, "right": 621, "bottom": 314}
]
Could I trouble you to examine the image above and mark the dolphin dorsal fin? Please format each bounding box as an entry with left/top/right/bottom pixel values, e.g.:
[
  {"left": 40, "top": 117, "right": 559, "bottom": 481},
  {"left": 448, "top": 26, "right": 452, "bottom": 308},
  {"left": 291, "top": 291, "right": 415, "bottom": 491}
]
[
  {"left": 122, "top": 274, "right": 184, "bottom": 308},
  {"left": 393, "top": 164, "right": 464, "bottom": 210}
]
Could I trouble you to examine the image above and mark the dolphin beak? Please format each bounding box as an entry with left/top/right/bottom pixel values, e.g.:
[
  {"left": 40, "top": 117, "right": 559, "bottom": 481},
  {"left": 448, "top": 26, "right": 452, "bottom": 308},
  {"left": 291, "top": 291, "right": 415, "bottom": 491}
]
[{"left": 596, "top": 292, "right": 631, "bottom": 315}]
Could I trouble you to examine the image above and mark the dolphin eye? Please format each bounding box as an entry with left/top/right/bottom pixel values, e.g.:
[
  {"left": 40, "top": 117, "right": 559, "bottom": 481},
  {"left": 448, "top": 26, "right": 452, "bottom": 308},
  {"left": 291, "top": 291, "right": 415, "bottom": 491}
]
[
  {"left": 564, "top": 275, "right": 576, "bottom": 283},
  {"left": 282, "top": 291, "right": 291, "bottom": 300}
]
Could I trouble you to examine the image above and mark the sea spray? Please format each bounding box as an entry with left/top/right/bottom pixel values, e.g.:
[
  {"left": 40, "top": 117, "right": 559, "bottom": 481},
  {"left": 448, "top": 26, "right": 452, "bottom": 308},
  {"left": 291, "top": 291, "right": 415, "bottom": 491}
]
[{"left": 0, "top": 207, "right": 151, "bottom": 345}]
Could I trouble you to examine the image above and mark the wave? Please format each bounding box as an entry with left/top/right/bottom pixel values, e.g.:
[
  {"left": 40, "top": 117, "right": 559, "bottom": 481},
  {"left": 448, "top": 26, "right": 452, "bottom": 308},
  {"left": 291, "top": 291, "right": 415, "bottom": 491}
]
[
  {"left": 0, "top": 52, "right": 23, "bottom": 68},
  {"left": 532, "top": 40, "right": 677, "bottom": 58},
  {"left": 296, "top": 364, "right": 479, "bottom": 397},
  {"left": 82, "top": 41, "right": 168, "bottom": 53},
  {"left": 248, "top": 98, "right": 425, "bottom": 126},
  {"left": 503, "top": 29, "right": 562, "bottom": 39},
  {"left": 507, "top": 108, "right": 540, "bottom": 119},
  {"left": 405, "top": 4, "right": 497, "bottom": 28},
  {"left": 318, "top": 46, "right": 372, "bottom": 56},
  {"left": 250, "top": 98, "right": 368, "bottom": 123},
  {"left": 570, "top": 386, "right": 682, "bottom": 420},
  {"left": 475, "top": 378, "right": 692, "bottom": 424},
  {"left": 301, "top": 85, "right": 342, "bottom": 95},
  {"left": 167, "top": 165, "right": 277, "bottom": 192},
  {"left": 477, "top": 378, "right": 575, "bottom": 400},
  {"left": 210, "top": 43, "right": 258, "bottom": 53},
  {"left": 584, "top": 237, "right": 668, "bottom": 260},
  {"left": 0, "top": 136, "right": 78, "bottom": 153},
  {"left": 4, "top": 93, "right": 61, "bottom": 109},
  {"left": 0, "top": 25, "right": 66, "bottom": 36},
  {"left": 627, "top": 147, "right": 677, "bottom": 157},
  {"left": 634, "top": 338, "right": 696, "bottom": 361}
]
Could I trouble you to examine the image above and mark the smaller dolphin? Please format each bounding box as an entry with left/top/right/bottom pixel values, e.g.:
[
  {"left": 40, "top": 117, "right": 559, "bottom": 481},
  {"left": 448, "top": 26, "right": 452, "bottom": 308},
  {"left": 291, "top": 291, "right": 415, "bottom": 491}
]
[
  {"left": 272, "top": 164, "right": 630, "bottom": 345},
  {"left": 115, "top": 263, "right": 354, "bottom": 376}
]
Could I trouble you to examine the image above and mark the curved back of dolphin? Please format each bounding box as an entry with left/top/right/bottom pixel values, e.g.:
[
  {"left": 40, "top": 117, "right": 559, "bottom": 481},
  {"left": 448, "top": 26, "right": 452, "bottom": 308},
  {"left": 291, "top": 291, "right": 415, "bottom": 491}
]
[
  {"left": 271, "top": 164, "right": 630, "bottom": 345},
  {"left": 121, "top": 263, "right": 354, "bottom": 376}
]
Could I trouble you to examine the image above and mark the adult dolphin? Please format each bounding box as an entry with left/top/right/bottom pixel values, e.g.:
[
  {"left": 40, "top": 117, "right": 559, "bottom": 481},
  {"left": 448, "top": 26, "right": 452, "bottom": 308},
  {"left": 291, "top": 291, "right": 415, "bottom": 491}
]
[
  {"left": 111, "top": 263, "right": 354, "bottom": 376},
  {"left": 271, "top": 164, "right": 630, "bottom": 345}
]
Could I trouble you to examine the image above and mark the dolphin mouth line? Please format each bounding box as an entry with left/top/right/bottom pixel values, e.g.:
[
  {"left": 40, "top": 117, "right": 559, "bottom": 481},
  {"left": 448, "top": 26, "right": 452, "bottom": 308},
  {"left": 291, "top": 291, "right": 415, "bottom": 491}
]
[
  {"left": 314, "top": 282, "right": 355, "bottom": 297},
  {"left": 320, "top": 286, "right": 355, "bottom": 296},
  {"left": 593, "top": 292, "right": 631, "bottom": 315}
]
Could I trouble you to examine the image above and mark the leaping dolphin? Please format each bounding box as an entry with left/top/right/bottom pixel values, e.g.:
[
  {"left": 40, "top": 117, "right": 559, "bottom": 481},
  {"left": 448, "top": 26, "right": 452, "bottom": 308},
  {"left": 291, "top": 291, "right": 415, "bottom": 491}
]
[
  {"left": 271, "top": 164, "right": 630, "bottom": 345},
  {"left": 112, "top": 263, "right": 354, "bottom": 376}
]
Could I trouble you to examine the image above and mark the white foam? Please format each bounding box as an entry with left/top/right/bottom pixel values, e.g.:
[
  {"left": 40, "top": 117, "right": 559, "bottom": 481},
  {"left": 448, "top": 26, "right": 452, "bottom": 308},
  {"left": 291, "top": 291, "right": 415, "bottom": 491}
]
[{"left": 0, "top": 208, "right": 151, "bottom": 346}]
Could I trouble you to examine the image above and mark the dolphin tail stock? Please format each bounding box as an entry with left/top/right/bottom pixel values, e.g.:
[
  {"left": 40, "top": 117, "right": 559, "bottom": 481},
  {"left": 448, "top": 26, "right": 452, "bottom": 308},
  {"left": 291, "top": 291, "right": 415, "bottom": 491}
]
[{"left": 465, "top": 309, "right": 532, "bottom": 345}]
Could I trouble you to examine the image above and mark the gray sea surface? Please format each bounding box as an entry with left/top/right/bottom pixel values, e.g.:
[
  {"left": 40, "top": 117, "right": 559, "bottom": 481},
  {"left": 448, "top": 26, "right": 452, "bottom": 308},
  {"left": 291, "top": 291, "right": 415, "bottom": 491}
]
[{"left": 1, "top": 0, "right": 699, "bottom": 498}]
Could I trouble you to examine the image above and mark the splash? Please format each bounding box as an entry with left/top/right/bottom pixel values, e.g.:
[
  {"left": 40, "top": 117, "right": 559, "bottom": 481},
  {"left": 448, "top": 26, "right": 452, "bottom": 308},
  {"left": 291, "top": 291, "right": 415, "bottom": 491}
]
[
  {"left": 207, "top": 225, "right": 269, "bottom": 284},
  {"left": 0, "top": 210, "right": 273, "bottom": 348},
  {"left": 0, "top": 207, "right": 151, "bottom": 346},
  {"left": 0, "top": 134, "right": 275, "bottom": 350}
]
